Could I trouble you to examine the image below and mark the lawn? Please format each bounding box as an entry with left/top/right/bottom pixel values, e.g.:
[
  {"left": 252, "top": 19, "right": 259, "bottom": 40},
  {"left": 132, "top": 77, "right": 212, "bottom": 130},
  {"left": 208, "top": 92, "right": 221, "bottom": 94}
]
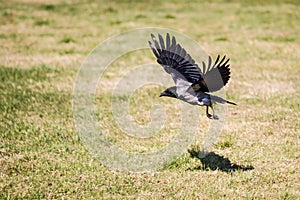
[{"left": 1, "top": 0, "right": 299, "bottom": 199}]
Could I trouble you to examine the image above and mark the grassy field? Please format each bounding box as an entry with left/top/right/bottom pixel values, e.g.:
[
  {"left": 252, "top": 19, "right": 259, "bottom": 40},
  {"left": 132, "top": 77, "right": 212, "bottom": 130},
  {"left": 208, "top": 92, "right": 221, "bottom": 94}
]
[{"left": 1, "top": 0, "right": 300, "bottom": 199}]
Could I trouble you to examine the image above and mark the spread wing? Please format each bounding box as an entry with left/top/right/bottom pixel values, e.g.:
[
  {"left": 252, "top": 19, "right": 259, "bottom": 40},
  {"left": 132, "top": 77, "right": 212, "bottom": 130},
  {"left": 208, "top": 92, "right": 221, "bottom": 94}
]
[
  {"left": 148, "top": 33, "right": 202, "bottom": 88},
  {"left": 192, "top": 55, "right": 231, "bottom": 92},
  {"left": 149, "top": 33, "right": 231, "bottom": 93}
]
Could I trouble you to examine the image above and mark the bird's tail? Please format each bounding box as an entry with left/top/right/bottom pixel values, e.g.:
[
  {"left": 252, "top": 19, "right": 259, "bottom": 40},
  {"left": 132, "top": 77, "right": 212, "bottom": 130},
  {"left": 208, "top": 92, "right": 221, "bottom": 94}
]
[
  {"left": 211, "top": 95, "right": 237, "bottom": 106},
  {"left": 226, "top": 100, "right": 237, "bottom": 106}
]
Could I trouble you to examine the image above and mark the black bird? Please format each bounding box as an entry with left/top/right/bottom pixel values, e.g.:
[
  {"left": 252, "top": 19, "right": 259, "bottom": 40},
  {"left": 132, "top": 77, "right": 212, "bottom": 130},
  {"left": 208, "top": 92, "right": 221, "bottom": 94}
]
[{"left": 148, "top": 33, "right": 236, "bottom": 119}]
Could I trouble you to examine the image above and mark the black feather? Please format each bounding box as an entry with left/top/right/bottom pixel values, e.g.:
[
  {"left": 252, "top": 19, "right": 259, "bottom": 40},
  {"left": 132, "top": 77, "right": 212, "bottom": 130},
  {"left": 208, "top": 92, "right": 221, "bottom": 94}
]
[{"left": 149, "top": 33, "right": 232, "bottom": 92}]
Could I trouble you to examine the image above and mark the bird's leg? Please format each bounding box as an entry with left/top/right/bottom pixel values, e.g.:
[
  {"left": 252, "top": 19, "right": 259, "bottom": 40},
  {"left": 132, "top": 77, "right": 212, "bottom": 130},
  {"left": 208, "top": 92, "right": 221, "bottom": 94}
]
[
  {"left": 210, "top": 105, "right": 219, "bottom": 120},
  {"left": 206, "top": 106, "right": 212, "bottom": 119}
]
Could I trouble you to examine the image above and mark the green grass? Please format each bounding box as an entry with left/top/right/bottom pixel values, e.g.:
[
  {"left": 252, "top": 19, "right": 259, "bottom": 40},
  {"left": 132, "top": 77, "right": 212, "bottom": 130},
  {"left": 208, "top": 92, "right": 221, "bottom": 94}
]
[{"left": 1, "top": 0, "right": 300, "bottom": 199}]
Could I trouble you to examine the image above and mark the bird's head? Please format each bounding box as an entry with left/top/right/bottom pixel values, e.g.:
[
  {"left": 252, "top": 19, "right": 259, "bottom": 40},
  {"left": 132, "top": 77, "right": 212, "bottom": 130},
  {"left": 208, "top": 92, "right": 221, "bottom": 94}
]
[{"left": 159, "top": 87, "right": 177, "bottom": 98}]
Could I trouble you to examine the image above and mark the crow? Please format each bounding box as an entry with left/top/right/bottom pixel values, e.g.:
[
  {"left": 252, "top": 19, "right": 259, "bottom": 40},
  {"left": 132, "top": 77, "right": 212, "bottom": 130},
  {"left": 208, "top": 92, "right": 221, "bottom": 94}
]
[{"left": 148, "top": 33, "right": 236, "bottom": 120}]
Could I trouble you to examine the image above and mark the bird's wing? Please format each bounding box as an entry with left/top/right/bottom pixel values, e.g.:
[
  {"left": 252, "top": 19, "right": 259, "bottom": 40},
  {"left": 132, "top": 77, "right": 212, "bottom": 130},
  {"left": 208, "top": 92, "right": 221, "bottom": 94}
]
[
  {"left": 149, "top": 33, "right": 231, "bottom": 93},
  {"left": 192, "top": 55, "right": 231, "bottom": 92},
  {"left": 148, "top": 33, "right": 202, "bottom": 88}
]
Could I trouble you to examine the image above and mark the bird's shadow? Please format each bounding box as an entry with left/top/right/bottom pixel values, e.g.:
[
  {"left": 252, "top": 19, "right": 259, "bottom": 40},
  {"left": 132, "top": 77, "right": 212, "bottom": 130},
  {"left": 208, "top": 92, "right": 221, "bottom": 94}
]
[{"left": 188, "top": 150, "right": 254, "bottom": 173}]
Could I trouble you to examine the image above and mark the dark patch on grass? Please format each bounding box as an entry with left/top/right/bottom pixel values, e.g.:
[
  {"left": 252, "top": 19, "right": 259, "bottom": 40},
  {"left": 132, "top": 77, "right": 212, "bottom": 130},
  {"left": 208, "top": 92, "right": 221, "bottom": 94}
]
[
  {"left": 59, "top": 36, "right": 75, "bottom": 43},
  {"left": 1, "top": 9, "right": 14, "bottom": 24},
  {"left": 0, "top": 65, "right": 68, "bottom": 114},
  {"left": 102, "top": 6, "right": 117, "bottom": 13},
  {"left": 135, "top": 14, "right": 146, "bottom": 19},
  {"left": 0, "top": 64, "right": 58, "bottom": 83},
  {"left": 0, "top": 33, "right": 10, "bottom": 40},
  {"left": 34, "top": 19, "right": 50, "bottom": 26},
  {"left": 109, "top": 20, "right": 122, "bottom": 25},
  {"left": 164, "top": 14, "right": 176, "bottom": 19},
  {"left": 0, "top": 85, "right": 70, "bottom": 113},
  {"left": 215, "top": 37, "right": 228, "bottom": 41},
  {"left": 59, "top": 49, "right": 75, "bottom": 55},
  {"left": 40, "top": 4, "right": 56, "bottom": 11},
  {"left": 188, "top": 151, "right": 254, "bottom": 173},
  {"left": 258, "top": 36, "right": 295, "bottom": 42},
  {"left": 2, "top": 9, "right": 13, "bottom": 17}
]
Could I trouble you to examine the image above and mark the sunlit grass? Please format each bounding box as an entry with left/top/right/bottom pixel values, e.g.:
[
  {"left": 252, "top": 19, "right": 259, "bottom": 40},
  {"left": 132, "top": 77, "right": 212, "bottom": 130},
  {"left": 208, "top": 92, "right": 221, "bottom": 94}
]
[{"left": 1, "top": 0, "right": 299, "bottom": 199}]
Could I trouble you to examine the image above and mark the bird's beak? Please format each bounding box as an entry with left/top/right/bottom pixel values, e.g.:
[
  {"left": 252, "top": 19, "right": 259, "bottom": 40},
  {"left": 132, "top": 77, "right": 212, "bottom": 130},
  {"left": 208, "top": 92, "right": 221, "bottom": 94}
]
[{"left": 159, "top": 92, "right": 166, "bottom": 97}]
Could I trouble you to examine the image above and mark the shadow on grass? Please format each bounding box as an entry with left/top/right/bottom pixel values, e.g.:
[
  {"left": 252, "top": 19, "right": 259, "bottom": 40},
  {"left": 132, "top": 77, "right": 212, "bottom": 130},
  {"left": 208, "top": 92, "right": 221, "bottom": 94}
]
[{"left": 188, "top": 151, "right": 254, "bottom": 173}]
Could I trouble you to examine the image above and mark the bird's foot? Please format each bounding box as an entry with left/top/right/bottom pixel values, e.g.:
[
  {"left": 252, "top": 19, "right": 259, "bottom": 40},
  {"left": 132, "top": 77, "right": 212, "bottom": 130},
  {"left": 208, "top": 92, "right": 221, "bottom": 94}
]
[
  {"left": 212, "top": 115, "right": 219, "bottom": 120},
  {"left": 206, "top": 113, "right": 219, "bottom": 120},
  {"left": 206, "top": 113, "right": 213, "bottom": 119}
]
